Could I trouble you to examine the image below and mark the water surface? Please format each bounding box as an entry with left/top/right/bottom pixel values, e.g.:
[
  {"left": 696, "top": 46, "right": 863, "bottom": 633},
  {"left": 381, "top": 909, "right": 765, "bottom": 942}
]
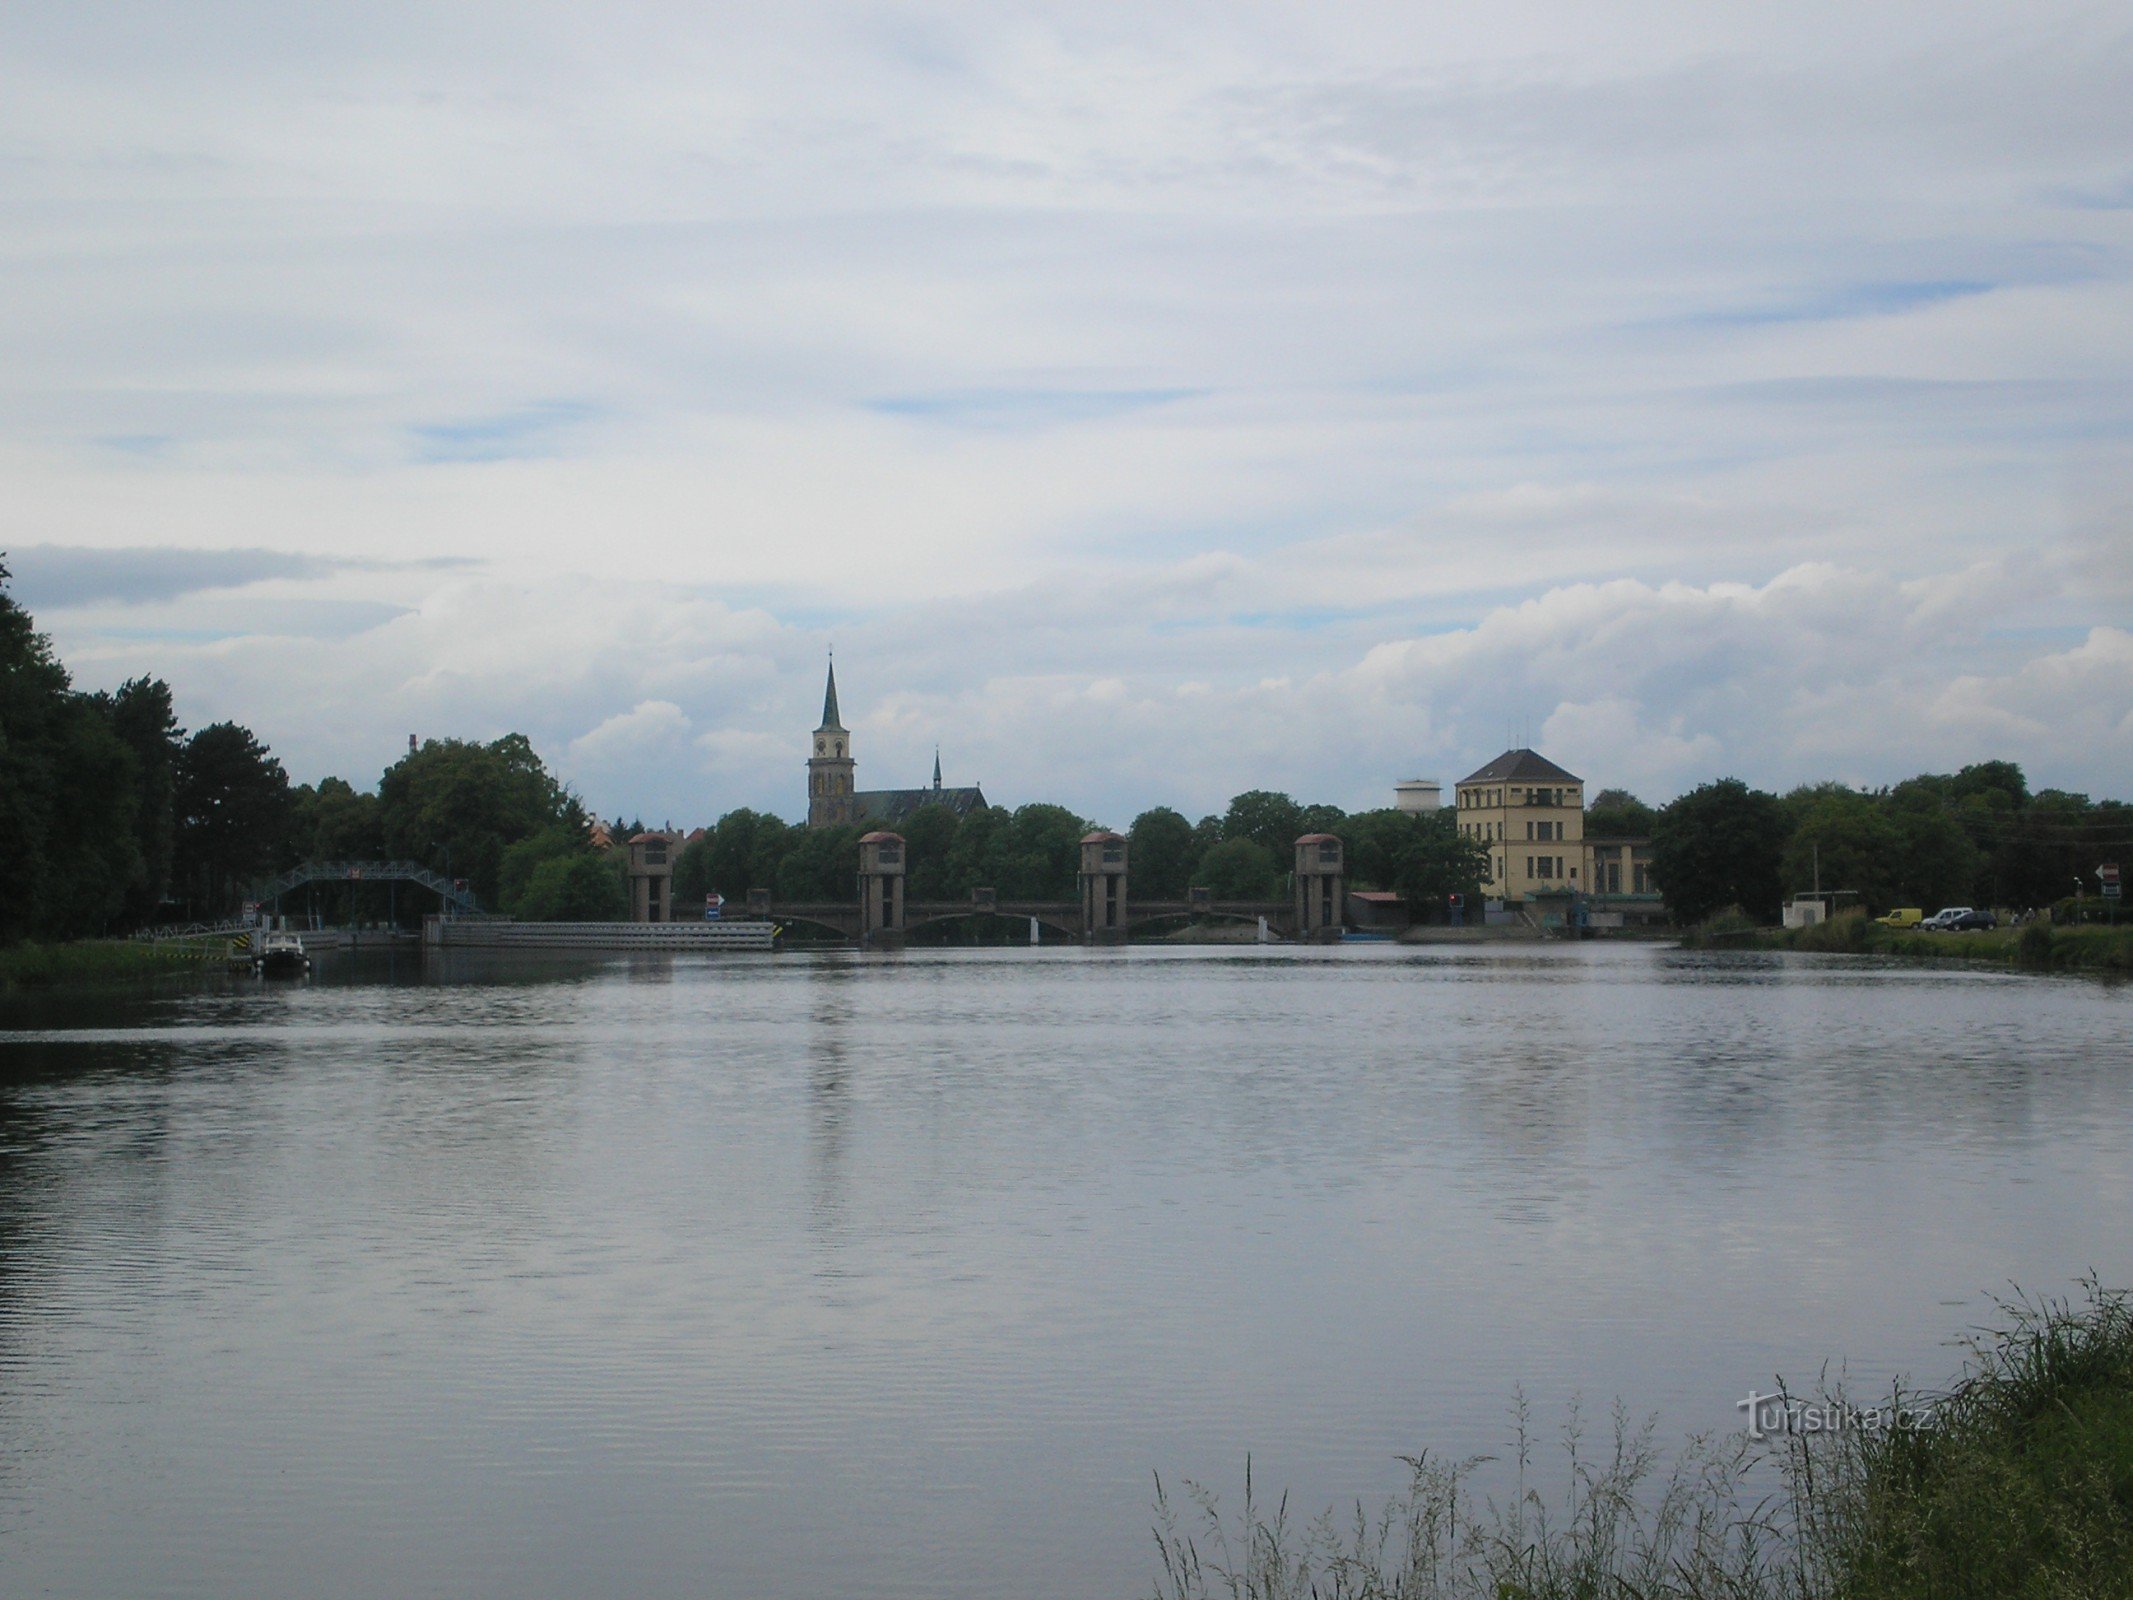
[{"left": 1, "top": 944, "right": 2126, "bottom": 1598}]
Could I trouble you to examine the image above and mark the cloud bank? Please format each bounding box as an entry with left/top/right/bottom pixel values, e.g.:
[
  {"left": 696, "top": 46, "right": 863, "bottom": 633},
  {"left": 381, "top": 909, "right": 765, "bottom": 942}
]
[{"left": 0, "top": 2, "right": 2126, "bottom": 818}]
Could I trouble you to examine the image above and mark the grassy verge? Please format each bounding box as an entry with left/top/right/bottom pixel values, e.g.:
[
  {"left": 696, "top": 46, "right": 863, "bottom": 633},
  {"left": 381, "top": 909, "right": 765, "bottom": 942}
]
[
  {"left": 0, "top": 938, "right": 226, "bottom": 988},
  {"left": 1682, "top": 910, "right": 2133, "bottom": 973},
  {"left": 1149, "top": 1283, "right": 2133, "bottom": 1599}
]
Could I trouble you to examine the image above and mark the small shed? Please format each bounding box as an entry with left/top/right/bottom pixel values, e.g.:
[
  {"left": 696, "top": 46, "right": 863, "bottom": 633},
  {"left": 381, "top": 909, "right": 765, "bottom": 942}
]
[{"left": 1346, "top": 890, "right": 1410, "bottom": 930}]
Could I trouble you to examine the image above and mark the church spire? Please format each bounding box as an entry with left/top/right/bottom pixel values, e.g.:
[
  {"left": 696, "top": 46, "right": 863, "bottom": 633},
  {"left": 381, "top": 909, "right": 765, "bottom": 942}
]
[
  {"left": 819, "top": 656, "right": 844, "bottom": 731},
  {"left": 932, "top": 746, "right": 942, "bottom": 790}
]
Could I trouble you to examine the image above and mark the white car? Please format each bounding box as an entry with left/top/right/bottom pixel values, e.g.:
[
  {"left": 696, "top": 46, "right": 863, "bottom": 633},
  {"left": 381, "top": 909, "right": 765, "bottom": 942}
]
[{"left": 1919, "top": 907, "right": 1973, "bottom": 931}]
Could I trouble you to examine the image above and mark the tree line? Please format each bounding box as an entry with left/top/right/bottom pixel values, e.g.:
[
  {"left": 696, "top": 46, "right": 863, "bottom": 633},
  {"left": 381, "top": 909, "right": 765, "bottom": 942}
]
[
  {"left": 1643, "top": 765, "right": 2131, "bottom": 925},
  {"left": 6, "top": 559, "right": 2121, "bottom": 939},
  {"left": 1, "top": 560, "right": 614, "bottom": 937},
  {"left": 665, "top": 792, "right": 1492, "bottom": 912}
]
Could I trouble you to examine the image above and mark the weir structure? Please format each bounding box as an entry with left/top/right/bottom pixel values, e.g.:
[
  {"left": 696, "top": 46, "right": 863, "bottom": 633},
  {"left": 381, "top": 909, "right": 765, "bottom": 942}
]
[
  {"left": 266, "top": 832, "right": 1339, "bottom": 950},
  {"left": 745, "top": 829, "right": 1327, "bottom": 945}
]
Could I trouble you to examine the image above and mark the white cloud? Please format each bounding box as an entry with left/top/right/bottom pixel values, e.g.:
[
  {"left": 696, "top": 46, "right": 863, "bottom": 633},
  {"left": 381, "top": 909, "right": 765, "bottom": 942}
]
[{"left": 2, "top": 3, "right": 2130, "bottom": 821}]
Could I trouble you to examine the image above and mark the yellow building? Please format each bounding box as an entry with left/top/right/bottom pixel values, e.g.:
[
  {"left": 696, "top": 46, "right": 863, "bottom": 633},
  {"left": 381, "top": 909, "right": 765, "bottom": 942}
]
[{"left": 1453, "top": 749, "right": 1585, "bottom": 904}]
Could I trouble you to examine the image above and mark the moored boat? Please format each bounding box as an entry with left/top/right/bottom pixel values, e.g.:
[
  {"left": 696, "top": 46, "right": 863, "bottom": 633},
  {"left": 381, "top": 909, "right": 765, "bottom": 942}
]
[{"left": 254, "top": 930, "right": 310, "bottom": 977}]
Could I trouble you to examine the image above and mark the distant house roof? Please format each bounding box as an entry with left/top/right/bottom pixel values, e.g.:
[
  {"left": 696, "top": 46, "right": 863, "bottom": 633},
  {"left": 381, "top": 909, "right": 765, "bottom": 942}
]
[
  {"left": 1457, "top": 748, "right": 1583, "bottom": 785},
  {"left": 1081, "top": 830, "right": 1124, "bottom": 844},
  {"left": 858, "top": 830, "right": 902, "bottom": 844},
  {"left": 852, "top": 785, "right": 988, "bottom": 824},
  {"left": 1296, "top": 832, "right": 1341, "bottom": 844}
]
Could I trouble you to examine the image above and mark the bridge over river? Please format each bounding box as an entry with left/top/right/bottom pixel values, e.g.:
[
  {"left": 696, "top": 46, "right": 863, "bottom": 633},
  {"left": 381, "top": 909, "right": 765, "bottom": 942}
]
[
  {"left": 758, "top": 894, "right": 1296, "bottom": 943},
  {"left": 258, "top": 831, "right": 1351, "bottom": 949}
]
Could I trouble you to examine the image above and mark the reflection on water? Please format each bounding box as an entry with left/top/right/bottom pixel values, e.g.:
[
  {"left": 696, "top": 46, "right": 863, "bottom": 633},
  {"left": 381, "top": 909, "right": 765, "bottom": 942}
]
[{"left": 0, "top": 945, "right": 2127, "bottom": 1599}]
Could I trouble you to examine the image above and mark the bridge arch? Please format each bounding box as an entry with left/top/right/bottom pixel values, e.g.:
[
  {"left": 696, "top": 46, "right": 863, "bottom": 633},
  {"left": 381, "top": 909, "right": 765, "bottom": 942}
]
[
  {"left": 256, "top": 860, "right": 483, "bottom": 916},
  {"left": 903, "top": 906, "right": 1081, "bottom": 942}
]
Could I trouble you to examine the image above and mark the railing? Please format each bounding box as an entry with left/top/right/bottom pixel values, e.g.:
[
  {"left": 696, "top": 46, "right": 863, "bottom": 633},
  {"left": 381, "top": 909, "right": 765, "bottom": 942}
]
[
  {"left": 253, "top": 860, "right": 485, "bottom": 915},
  {"left": 133, "top": 918, "right": 251, "bottom": 945}
]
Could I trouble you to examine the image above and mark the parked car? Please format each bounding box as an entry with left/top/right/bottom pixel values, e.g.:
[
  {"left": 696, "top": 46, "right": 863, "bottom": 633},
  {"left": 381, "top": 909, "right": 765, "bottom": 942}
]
[
  {"left": 1877, "top": 907, "right": 1924, "bottom": 929},
  {"left": 1947, "top": 908, "right": 1998, "bottom": 931},
  {"left": 1919, "top": 908, "right": 1972, "bottom": 931}
]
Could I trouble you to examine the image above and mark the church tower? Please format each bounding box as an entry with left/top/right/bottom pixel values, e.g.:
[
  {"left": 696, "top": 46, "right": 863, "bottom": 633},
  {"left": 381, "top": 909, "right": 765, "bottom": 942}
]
[{"left": 807, "top": 659, "right": 856, "bottom": 828}]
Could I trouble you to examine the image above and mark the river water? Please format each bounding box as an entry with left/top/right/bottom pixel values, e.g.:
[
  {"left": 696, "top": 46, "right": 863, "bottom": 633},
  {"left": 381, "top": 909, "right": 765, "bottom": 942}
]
[{"left": 0, "top": 944, "right": 2126, "bottom": 1598}]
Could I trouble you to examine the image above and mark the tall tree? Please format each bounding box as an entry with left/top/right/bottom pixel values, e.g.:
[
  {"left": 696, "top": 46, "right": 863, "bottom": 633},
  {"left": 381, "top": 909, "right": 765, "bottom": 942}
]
[
  {"left": 101, "top": 676, "right": 184, "bottom": 925},
  {"left": 675, "top": 808, "right": 795, "bottom": 905},
  {"left": 174, "top": 722, "right": 292, "bottom": 916},
  {"left": 1779, "top": 786, "right": 1899, "bottom": 908},
  {"left": 0, "top": 557, "right": 71, "bottom": 941},
  {"left": 1651, "top": 778, "right": 1785, "bottom": 923},
  {"left": 1128, "top": 806, "right": 1195, "bottom": 899},
  {"left": 1197, "top": 838, "right": 1281, "bottom": 899},
  {"left": 1391, "top": 814, "right": 1492, "bottom": 911},
  {"left": 377, "top": 734, "right": 574, "bottom": 908},
  {"left": 1585, "top": 788, "right": 1657, "bottom": 839},
  {"left": 897, "top": 804, "right": 962, "bottom": 900},
  {"left": 1222, "top": 790, "right": 1303, "bottom": 856},
  {"left": 993, "top": 804, "right": 1087, "bottom": 899}
]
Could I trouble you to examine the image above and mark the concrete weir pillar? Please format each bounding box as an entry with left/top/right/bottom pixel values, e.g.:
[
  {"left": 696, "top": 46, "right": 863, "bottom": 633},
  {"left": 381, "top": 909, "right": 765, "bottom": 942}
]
[
  {"left": 1293, "top": 833, "right": 1345, "bottom": 942},
  {"left": 627, "top": 831, "right": 678, "bottom": 923},
  {"left": 1079, "top": 831, "right": 1128, "bottom": 942},
  {"left": 858, "top": 830, "right": 907, "bottom": 945}
]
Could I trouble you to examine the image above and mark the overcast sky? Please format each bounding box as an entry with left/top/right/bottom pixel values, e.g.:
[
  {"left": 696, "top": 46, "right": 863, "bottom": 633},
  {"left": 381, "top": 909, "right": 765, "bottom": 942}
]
[{"left": 3, "top": 1, "right": 2128, "bottom": 825}]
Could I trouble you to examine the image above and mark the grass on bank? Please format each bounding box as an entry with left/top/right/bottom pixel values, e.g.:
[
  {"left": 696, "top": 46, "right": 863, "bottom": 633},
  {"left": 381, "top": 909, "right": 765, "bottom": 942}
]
[
  {"left": 0, "top": 937, "right": 225, "bottom": 988},
  {"left": 1684, "top": 909, "right": 2133, "bottom": 973},
  {"left": 1150, "top": 1282, "right": 2133, "bottom": 1600}
]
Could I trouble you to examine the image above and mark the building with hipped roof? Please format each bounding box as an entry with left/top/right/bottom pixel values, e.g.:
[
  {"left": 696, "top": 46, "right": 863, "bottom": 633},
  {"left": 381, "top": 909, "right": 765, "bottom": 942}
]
[{"left": 1454, "top": 748, "right": 1587, "bottom": 906}]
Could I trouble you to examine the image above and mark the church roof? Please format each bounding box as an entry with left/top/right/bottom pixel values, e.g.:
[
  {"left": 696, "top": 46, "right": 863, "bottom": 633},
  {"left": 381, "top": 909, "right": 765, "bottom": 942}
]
[
  {"left": 1457, "top": 748, "right": 1582, "bottom": 785},
  {"left": 852, "top": 785, "right": 988, "bottom": 824},
  {"left": 818, "top": 660, "right": 844, "bottom": 730}
]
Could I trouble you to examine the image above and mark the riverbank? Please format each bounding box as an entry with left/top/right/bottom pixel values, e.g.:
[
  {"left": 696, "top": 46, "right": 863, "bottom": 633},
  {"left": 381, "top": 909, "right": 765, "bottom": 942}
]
[
  {"left": 1683, "top": 910, "right": 2133, "bottom": 973},
  {"left": 0, "top": 938, "right": 225, "bottom": 988},
  {"left": 1151, "top": 1283, "right": 2133, "bottom": 1600}
]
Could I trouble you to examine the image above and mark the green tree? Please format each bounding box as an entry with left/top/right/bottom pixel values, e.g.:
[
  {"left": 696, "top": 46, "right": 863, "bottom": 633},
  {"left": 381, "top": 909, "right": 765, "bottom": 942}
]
[
  {"left": 38, "top": 697, "right": 144, "bottom": 937},
  {"left": 676, "top": 808, "right": 795, "bottom": 904},
  {"left": 0, "top": 559, "right": 74, "bottom": 941},
  {"left": 1651, "top": 778, "right": 1785, "bottom": 923},
  {"left": 377, "top": 733, "right": 573, "bottom": 908},
  {"left": 945, "top": 805, "right": 1005, "bottom": 896},
  {"left": 174, "top": 721, "right": 292, "bottom": 916},
  {"left": 1222, "top": 790, "right": 1303, "bottom": 856},
  {"left": 291, "top": 775, "right": 385, "bottom": 860},
  {"left": 1338, "top": 808, "right": 1424, "bottom": 889},
  {"left": 1886, "top": 782, "right": 1982, "bottom": 910},
  {"left": 898, "top": 804, "right": 962, "bottom": 900},
  {"left": 101, "top": 676, "right": 183, "bottom": 925},
  {"left": 1198, "top": 837, "right": 1281, "bottom": 899},
  {"left": 1779, "top": 785, "right": 1899, "bottom": 909},
  {"left": 1128, "top": 806, "right": 1196, "bottom": 899},
  {"left": 1297, "top": 801, "right": 1347, "bottom": 838},
  {"left": 1188, "top": 814, "right": 1223, "bottom": 882},
  {"left": 1585, "top": 788, "right": 1657, "bottom": 840},
  {"left": 777, "top": 823, "right": 870, "bottom": 901},
  {"left": 1392, "top": 818, "right": 1491, "bottom": 912},
  {"left": 511, "top": 849, "right": 629, "bottom": 921},
  {"left": 993, "top": 803, "right": 1086, "bottom": 899}
]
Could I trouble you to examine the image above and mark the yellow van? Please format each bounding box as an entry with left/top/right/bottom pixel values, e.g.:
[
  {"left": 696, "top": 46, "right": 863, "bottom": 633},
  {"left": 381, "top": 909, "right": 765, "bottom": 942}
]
[{"left": 1876, "top": 907, "right": 1924, "bottom": 929}]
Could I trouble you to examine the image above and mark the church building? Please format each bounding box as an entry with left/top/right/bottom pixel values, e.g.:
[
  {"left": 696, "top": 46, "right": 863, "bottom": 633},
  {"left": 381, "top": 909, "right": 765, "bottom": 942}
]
[{"left": 807, "top": 661, "right": 987, "bottom": 828}]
